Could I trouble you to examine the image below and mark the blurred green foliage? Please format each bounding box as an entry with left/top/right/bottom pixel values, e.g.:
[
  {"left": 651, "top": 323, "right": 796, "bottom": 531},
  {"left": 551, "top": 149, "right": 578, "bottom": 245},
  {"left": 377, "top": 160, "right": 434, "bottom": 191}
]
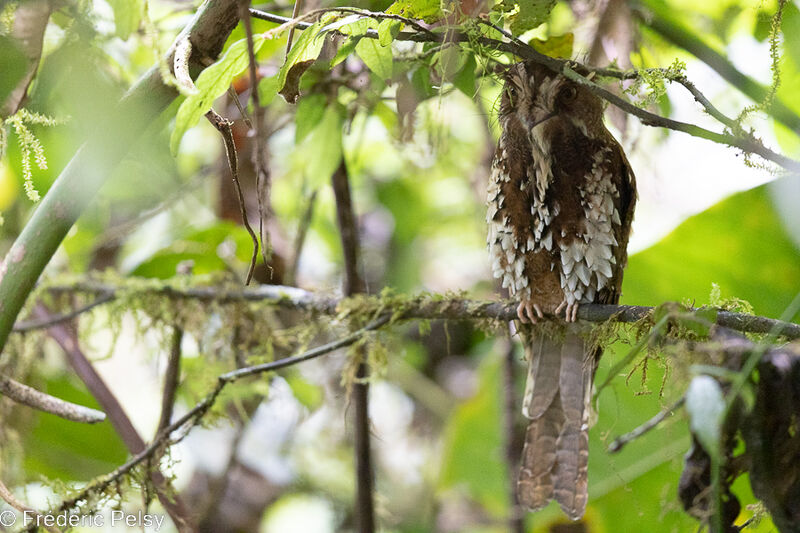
[{"left": 0, "top": 0, "right": 798, "bottom": 531}]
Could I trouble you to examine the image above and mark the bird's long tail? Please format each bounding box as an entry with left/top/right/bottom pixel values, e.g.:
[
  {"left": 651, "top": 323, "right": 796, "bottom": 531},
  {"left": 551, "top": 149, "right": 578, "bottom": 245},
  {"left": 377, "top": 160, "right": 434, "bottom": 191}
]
[{"left": 517, "top": 328, "right": 595, "bottom": 520}]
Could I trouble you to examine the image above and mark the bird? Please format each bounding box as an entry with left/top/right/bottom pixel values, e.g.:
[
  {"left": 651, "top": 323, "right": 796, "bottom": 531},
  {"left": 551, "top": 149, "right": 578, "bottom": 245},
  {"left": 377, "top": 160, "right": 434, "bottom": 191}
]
[{"left": 486, "top": 60, "right": 637, "bottom": 520}]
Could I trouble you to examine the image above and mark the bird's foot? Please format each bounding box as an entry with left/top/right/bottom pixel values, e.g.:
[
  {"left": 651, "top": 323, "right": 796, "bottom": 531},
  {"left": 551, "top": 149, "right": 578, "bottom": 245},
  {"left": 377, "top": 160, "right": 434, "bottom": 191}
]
[
  {"left": 517, "top": 299, "right": 544, "bottom": 324},
  {"left": 555, "top": 300, "right": 579, "bottom": 322}
]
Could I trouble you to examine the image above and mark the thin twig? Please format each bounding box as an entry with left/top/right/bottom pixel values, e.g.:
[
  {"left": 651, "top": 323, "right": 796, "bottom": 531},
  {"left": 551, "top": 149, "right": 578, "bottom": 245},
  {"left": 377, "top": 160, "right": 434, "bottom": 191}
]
[
  {"left": 0, "top": 373, "right": 105, "bottom": 423},
  {"left": 286, "top": 188, "right": 318, "bottom": 285},
  {"left": 560, "top": 66, "right": 800, "bottom": 173},
  {"left": 12, "top": 293, "right": 113, "bottom": 332},
  {"left": 42, "top": 279, "right": 800, "bottom": 340},
  {"left": 331, "top": 160, "right": 375, "bottom": 533},
  {"left": 205, "top": 110, "right": 260, "bottom": 284},
  {"left": 221, "top": 314, "right": 390, "bottom": 381},
  {"left": 227, "top": 85, "right": 254, "bottom": 129},
  {"left": 158, "top": 325, "right": 183, "bottom": 431},
  {"left": 174, "top": 34, "right": 260, "bottom": 284},
  {"left": 590, "top": 66, "right": 738, "bottom": 129},
  {"left": 239, "top": 0, "right": 272, "bottom": 273},
  {"left": 285, "top": 0, "right": 304, "bottom": 58},
  {"left": 608, "top": 397, "right": 686, "bottom": 453}
]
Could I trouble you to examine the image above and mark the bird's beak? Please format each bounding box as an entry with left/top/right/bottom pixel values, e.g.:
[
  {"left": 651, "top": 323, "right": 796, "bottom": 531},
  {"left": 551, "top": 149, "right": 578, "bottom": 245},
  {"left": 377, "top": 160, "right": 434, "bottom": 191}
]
[{"left": 531, "top": 111, "right": 557, "bottom": 128}]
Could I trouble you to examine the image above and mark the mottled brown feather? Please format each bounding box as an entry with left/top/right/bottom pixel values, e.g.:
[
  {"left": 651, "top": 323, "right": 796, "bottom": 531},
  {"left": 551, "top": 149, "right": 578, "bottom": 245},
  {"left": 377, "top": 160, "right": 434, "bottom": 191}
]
[{"left": 487, "top": 60, "right": 637, "bottom": 521}]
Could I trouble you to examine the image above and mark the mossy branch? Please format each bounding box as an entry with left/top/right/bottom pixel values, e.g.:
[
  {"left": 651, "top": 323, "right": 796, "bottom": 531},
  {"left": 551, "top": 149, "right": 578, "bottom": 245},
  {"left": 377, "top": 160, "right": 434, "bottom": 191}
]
[
  {"left": 632, "top": 1, "right": 800, "bottom": 135},
  {"left": 249, "top": 8, "right": 800, "bottom": 172},
  {"left": 0, "top": 373, "right": 106, "bottom": 424},
  {"left": 0, "top": 0, "right": 242, "bottom": 357},
  {"left": 39, "top": 278, "right": 800, "bottom": 340}
]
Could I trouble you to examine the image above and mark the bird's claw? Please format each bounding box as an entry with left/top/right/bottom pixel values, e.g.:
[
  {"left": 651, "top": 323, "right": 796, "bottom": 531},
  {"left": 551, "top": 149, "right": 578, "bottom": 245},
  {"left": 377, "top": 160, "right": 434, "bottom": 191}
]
[
  {"left": 516, "top": 300, "right": 544, "bottom": 324},
  {"left": 555, "top": 300, "right": 580, "bottom": 322}
]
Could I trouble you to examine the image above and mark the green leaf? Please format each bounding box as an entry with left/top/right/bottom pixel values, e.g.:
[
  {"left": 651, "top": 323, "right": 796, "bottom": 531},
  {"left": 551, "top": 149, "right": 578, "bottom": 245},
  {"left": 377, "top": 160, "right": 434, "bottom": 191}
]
[
  {"left": 386, "top": 0, "right": 443, "bottom": 24},
  {"left": 106, "top": 0, "right": 145, "bottom": 40},
  {"left": 439, "top": 353, "right": 507, "bottom": 516},
  {"left": 295, "top": 93, "right": 327, "bottom": 143},
  {"left": 378, "top": 19, "right": 403, "bottom": 46},
  {"left": 685, "top": 375, "right": 725, "bottom": 461},
  {"left": 278, "top": 21, "right": 326, "bottom": 103},
  {"left": 624, "top": 185, "right": 800, "bottom": 318},
  {"left": 330, "top": 35, "right": 362, "bottom": 67},
  {"left": 303, "top": 103, "right": 344, "bottom": 187},
  {"left": 170, "top": 36, "right": 265, "bottom": 154},
  {"left": 496, "top": 0, "right": 556, "bottom": 36},
  {"left": 452, "top": 53, "right": 476, "bottom": 96},
  {"left": 21, "top": 374, "right": 128, "bottom": 480},
  {"left": 435, "top": 46, "right": 464, "bottom": 82},
  {"left": 355, "top": 37, "right": 394, "bottom": 80},
  {"left": 258, "top": 74, "right": 280, "bottom": 106},
  {"left": 0, "top": 35, "right": 28, "bottom": 107},
  {"left": 372, "top": 100, "right": 399, "bottom": 132},
  {"left": 129, "top": 222, "right": 258, "bottom": 278},
  {"left": 781, "top": 2, "right": 800, "bottom": 71},
  {"left": 689, "top": 306, "right": 718, "bottom": 335},
  {"left": 652, "top": 301, "right": 683, "bottom": 324},
  {"left": 411, "top": 66, "right": 437, "bottom": 100},
  {"left": 324, "top": 15, "right": 373, "bottom": 36},
  {"left": 286, "top": 374, "right": 323, "bottom": 409},
  {"left": 529, "top": 32, "right": 574, "bottom": 58}
]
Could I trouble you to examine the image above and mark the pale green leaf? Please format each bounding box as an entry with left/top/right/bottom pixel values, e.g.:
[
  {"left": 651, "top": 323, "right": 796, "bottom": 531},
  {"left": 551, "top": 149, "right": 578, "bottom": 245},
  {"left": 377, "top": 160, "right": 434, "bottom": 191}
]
[
  {"left": 286, "top": 374, "right": 323, "bottom": 409},
  {"left": 386, "top": 0, "right": 443, "bottom": 23},
  {"left": 356, "top": 37, "right": 393, "bottom": 80},
  {"left": 439, "top": 354, "right": 507, "bottom": 516},
  {"left": 529, "top": 32, "right": 574, "bottom": 58},
  {"left": 330, "top": 35, "right": 361, "bottom": 67},
  {"left": 170, "top": 36, "right": 265, "bottom": 154},
  {"left": 106, "top": 0, "right": 145, "bottom": 40},
  {"left": 258, "top": 74, "right": 280, "bottom": 106},
  {"left": 435, "top": 46, "right": 464, "bottom": 82},
  {"left": 303, "top": 104, "right": 344, "bottom": 187},
  {"left": 295, "top": 93, "right": 326, "bottom": 143},
  {"left": 452, "top": 53, "right": 476, "bottom": 96},
  {"left": 685, "top": 375, "right": 725, "bottom": 461},
  {"left": 378, "top": 19, "right": 403, "bottom": 46},
  {"left": 781, "top": 2, "right": 800, "bottom": 71},
  {"left": 0, "top": 36, "right": 28, "bottom": 106},
  {"left": 496, "top": 0, "right": 556, "bottom": 36},
  {"left": 278, "top": 21, "right": 327, "bottom": 103},
  {"left": 324, "top": 15, "right": 373, "bottom": 36}
]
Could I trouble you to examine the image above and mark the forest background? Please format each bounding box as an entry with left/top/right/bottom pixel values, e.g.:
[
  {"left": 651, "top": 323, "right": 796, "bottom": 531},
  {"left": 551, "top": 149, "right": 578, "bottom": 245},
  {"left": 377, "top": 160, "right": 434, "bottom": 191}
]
[{"left": 1, "top": 0, "right": 799, "bottom": 532}]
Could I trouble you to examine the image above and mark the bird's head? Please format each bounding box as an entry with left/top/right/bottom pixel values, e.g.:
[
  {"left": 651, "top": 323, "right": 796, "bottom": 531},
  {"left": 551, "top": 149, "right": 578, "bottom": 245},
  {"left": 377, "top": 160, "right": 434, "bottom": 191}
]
[{"left": 498, "top": 61, "right": 605, "bottom": 138}]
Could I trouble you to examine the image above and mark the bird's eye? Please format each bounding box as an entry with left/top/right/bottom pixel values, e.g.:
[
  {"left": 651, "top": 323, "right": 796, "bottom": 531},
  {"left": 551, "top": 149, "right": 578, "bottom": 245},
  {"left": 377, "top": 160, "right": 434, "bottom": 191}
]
[
  {"left": 508, "top": 85, "right": 518, "bottom": 100},
  {"left": 561, "top": 85, "right": 577, "bottom": 102}
]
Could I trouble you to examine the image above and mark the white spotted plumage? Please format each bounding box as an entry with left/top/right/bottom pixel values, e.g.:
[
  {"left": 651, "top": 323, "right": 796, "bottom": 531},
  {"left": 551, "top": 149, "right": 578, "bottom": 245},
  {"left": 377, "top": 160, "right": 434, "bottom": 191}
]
[{"left": 486, "top": 60, "right": 636, "bottom": 522}]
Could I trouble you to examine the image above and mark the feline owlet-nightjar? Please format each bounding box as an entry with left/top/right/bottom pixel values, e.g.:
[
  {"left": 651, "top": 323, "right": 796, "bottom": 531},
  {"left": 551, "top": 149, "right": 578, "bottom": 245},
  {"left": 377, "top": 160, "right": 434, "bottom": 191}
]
[{"left": 486, "top": 60, "right": 637, "bottom": 520}]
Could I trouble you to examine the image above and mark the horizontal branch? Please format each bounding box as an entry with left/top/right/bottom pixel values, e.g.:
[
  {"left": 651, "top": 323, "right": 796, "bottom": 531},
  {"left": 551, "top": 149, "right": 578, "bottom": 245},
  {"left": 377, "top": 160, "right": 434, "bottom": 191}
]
[
  {"left": 0, "top": 373, "right": 106, "bottom": 423},
  {"left": 29, "top": 280, "right": 798, "bottom": 518},
  {"left": 12, "top": 293, "right": 113, "bottom": 332},
  {"left": 41, "top": 279, "right": 800, "bottom": 339}
]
